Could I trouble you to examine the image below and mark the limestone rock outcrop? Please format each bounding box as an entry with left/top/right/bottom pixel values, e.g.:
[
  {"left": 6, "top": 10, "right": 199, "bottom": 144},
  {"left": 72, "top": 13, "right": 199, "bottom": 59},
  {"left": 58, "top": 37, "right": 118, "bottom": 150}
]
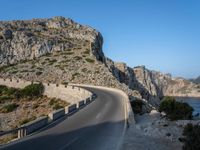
[
  {"left": 0, "top": 16, "right": 199, "bottom": 110},
  {"left": 132, "top": 66, "right": 200, "bottom": 98},
  {"left": 0, "top": 16, "right": 104, "bottom": 66}
]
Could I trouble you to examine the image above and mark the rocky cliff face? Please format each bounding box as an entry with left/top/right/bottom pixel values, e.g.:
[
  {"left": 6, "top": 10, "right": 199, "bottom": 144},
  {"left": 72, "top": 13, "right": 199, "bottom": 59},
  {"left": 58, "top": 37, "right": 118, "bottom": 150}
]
[
  {"left": 132, "top": 66, "right": 200, "bottom": 98},
  {"left": 190, "top": 76, "right": 200, "bottom": 84},
  {"left": 105, "top": 59, "right": 200, "bottom": 106},
  {"left": 0, "top": 17, "right": 199, "bottom": 111},
  {"left": 0, "top": 17, "right": 141, "bottom": 105},
  {"left": 0, "top": 16, "right": 104, "bottom": 66},
  {"left": 105, "top": 60, "right": 161, "bottom": 107}
]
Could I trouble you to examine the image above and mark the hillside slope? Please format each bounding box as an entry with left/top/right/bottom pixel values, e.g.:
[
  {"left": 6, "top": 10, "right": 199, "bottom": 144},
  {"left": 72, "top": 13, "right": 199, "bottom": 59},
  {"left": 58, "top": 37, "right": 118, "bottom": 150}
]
[
  {"left": 0, "top": 17, "right": 199, "bottom": 110},
  {"left": 190, "top": 76, "right": 200, "bottom": 84}
]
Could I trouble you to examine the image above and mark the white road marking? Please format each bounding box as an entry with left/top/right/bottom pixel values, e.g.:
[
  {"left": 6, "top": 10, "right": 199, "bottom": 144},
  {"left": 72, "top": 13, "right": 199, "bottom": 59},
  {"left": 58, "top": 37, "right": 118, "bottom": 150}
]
[
  {"left": 59, "top": 137, "right": 79, "bottom": 150},
  {"left": 116, "top": 98, "right": 127, "bottom": 150},
  {"left": 96, "top": 112, "right": 102, "bottom": 119}
]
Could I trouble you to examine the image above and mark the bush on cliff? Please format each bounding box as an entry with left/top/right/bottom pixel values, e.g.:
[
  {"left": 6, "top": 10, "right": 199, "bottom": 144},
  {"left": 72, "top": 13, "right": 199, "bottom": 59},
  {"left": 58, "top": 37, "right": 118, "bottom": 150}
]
[
  {"left": 19, "top": 116, "right": 37, "bottom": 125},
  {"left": 0, "top": 83, "right": 44, "bottom": 99},
  {"left": 159, "top": 97, "right": 193, "bottom": 120},
  {"left": 0, "top": 85, "right": 18, "bottom": 95},
  {"left": 182, "top": 123, "right": 200, "bottom": 150},
  {"left": 130, "top": 100, "right": 144, "bottom": 114},
  {"left": 20, "top": 83, "right": 44, "bottom": 98},
  {"left": 0, "top": 103, "right": 19, "bottom": 113}
]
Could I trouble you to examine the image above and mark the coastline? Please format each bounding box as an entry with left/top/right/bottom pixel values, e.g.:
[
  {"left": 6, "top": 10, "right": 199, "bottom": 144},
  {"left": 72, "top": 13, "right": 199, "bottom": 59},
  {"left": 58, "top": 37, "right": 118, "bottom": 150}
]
[
  {"left": 166, "top": 94, "right": 200, "bottom": 99},
  {"left": 174, "top": 96, "right": 200, "bottom": 100}
]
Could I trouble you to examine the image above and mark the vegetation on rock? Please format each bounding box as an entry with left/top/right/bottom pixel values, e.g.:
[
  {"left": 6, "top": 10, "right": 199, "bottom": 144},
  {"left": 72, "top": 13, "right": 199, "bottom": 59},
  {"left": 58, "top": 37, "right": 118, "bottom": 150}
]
[
  {"left": 0, "top": 103, "right": 19, "bottom": 113},
  {"left": 85, "top": 58, "right": 95, "bottom": 63},
  {"left": 53, "top": 103, "right": 63, "bottom": 110},
  {"left": 19, "top": 116, "right": 37, "bottom": 125},
  {"left": 20, "top": 83, "right": 44, "bottom": 98},
  {"left": 130, "top": 100, "right": 144, "bottom": 114},
  {"left": 159, "top": 97, "right": 193, "bottom": 120},
  {"left": 182, "top": 123, "right": 200, "bottom": 150},
  {"left": 0, "top": 84, "right": 69, "bottom": 144},
  {"left": 0, "top": 83, "right": 44, "bottom": 101}
]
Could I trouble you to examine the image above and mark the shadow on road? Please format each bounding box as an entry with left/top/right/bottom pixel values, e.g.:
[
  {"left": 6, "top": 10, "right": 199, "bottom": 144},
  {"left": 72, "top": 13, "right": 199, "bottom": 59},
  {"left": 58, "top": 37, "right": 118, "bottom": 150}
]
[{"left": 2, "top": 120, "right": 125, "bottom": 150}]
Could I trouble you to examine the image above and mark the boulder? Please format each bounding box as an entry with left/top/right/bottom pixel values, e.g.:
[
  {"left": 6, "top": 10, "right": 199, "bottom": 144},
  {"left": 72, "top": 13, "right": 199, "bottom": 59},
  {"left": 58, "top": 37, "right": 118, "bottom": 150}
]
[{"left": 1, "top": 29, "right": 13, "bottom": 39}]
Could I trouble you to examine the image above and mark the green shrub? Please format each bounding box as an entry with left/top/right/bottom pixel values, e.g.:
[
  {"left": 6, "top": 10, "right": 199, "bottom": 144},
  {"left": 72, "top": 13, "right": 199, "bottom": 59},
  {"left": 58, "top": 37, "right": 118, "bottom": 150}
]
[
  {"left": 19, "top": 116, "right": 37, "bottom": 125},
  {"left": 36, "top": 71, "right": 43, "bottom": 76},
  {"left": 81, "top": 68, "right": 87, "bottom": 72},
  {"left": 85, "top": 58, "right": 95, "bottom": 63},
  {"left": 53, "top": 104, "right": 63, "bottom": 110},
  {"left": 0, "top": 103, "right": 19, "bottom": 113},
  {"left": 0, "top": 96, "right": 12, "bottom": 103},
  {"left": 11, "top": 70, "right": 18, "bottom": 74},
  {"left": 74, "top": 56, "right": 82, "bottom": 61},
  {"left": 83, "top": 50, "right": 90, "bottom": 55},
  {"left": 0, "top": 66, "right": 8, "bottom": 73},
  {"left": 130, "top": 100, "right": 144, "bottom": 114},
  {"left": 159, "top": 97, "right": 193, "bottom": 120},
  {"left": 182, "top": 124, "right": 200, "bottom": 150},
  {"left": 71, "top": 72, "right": 80, "bottom": 80},
  {"left": 65, "top": 52, "right": 74, "bottom": 55},
  {"left": 49, "top": 99, "right": 56, "bottom": 106},
  {"left": 21, "top": 83, "right": 44, "bottom": 97},
  {"left": 33, "top": 104, "right": 39, "bottom": 109},
  {"left": 62, "top": 81, "right": 68, "bottom": 85},
  {"left": 64, "top": 49, "right": 72, "bottom": 52},
  {"left": 3, "top": 87, "right": 19, "bottom": 96},
  {"left": 0, "top": 85, "right": 8, "bottom": 94},
  {"left": 48, "top": 59, "right": 57, "bottom": 63},
  {"left": 0, "top": 85, "right": 21, "bottom": 99}
]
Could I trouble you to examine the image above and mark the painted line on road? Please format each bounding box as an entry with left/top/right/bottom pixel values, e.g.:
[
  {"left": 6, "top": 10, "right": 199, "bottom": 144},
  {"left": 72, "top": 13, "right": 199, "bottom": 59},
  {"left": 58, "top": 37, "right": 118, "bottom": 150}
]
[
  {"left": 59, "top": 137, "right": 79, "bottom": 150},
  {"left": 116, "top": 97, "right": 127, "bottom": 150},
  {"left": 96, "top": 112, "right": 102, "bottom": 119}
]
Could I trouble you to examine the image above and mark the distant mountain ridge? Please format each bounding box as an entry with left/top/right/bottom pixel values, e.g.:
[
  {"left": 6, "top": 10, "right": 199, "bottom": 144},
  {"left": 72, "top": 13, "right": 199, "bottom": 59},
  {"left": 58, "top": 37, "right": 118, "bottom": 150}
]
[
  {"left": 0, "top": 16, "right": 199, "bottom": 111},
  {"left": 190, "top": 76, "right": 200, "bottom": 84}
]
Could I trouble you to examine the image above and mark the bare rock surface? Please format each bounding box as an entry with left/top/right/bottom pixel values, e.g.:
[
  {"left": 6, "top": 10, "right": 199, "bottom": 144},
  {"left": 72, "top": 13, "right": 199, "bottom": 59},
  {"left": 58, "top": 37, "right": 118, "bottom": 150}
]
[
  {"left": 0, "top": 17, "right": 200, "bottom": 109},
  {"left": 121, "top": 110, "right": 183, "bottom": 150},
  {"left": 0, "top": 16, "right": 200, "bottom": 149}
]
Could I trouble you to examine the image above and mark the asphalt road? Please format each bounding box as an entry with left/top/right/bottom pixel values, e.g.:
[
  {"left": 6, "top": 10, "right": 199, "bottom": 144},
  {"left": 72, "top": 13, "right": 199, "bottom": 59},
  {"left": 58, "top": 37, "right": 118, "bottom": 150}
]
[{"left": 2, "top": 87, "right": 126, "bottom": 150}]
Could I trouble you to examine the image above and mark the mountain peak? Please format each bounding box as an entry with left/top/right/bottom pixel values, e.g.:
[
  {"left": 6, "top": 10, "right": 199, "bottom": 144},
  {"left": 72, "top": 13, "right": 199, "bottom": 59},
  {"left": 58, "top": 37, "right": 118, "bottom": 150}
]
[{"left": 0, "top": 16, "right": 104, "bottom": 66}]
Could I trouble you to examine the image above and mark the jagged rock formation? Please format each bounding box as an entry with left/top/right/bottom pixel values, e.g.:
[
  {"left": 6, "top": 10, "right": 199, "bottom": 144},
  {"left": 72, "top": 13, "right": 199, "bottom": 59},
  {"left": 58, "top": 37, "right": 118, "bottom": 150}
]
[
  {"left": 0, "top": 17, "right": 199, "bottom": 110},
  {"left": 0, "top": 16, "right": 104, "bottom": 66},
  {"left": 190, "top": 76, "right": 200, "bottom": 84},
  {"left": 132, "top": 66, "right": 200, "bottom": 98}
]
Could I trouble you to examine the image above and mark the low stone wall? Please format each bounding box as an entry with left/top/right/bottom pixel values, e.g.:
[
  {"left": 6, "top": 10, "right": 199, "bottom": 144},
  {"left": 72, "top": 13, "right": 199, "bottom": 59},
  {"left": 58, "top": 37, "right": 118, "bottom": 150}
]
[
  {"left": 0, "top": 78, "right": 32, "bottom": 89},
  {"left": 18, "top": 116, "right": 48, "bottom": 138},
  {"left": 86, "top": 97, "right": 91, "bottom": 104},
  {"left": 176, "top": 120, "right": 200, "bottom": 127},
  {"left": 16, "top": 96, "right": 93, "bottom": 139},
  {"left": 0, "top": 78, "right": 94, "bottom": 140},
  {"left": 67, "top": 104, "right": 77, "bottom": 113},
  {"left": 0, "top": 78, "right": 92, "bottom": 104},
  {"left": 78, "top": 100, "right": 85, "bottom": 107},
  {"left": 48, "top": 108, "right": 65, "bottom": 121}
]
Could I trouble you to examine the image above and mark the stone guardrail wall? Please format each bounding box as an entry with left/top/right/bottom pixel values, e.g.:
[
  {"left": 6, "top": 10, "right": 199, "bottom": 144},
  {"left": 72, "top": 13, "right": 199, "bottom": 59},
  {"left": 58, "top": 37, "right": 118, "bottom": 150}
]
[
  {"left": 0, "top": 78, "right": 92, "bottom": 104},
  {"left": 67, "top": 104, "right": 77, "bottom": 114},
  {"left": 17, "top": 98, "right": 94, "bottom": 139},
  {"left": 48, "top": 108, "right": 65, "bottom": 121},
  {"left": 18, "top": 116, "right": 48, "bottom": 138},
  {"left": 0, "top": 78, "right": 94, "bottom": 140},
  {"left": 78, "top": 100, "right": 85, "bottom": 107},
  {"left": 176, "top": 120, "right": 200, "bottom": 127}
]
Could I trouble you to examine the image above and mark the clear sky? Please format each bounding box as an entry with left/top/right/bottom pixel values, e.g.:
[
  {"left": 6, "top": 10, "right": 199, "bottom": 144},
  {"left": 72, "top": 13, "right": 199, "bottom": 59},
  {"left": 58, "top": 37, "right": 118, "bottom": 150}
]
[{"left": 1, "top": 0, "right": 200, "bottom": 78}]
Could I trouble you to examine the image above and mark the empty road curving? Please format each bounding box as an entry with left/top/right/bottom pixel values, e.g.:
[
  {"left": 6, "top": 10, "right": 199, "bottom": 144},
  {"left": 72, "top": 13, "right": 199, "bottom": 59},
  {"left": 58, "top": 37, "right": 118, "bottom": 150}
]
[{"left": 2, "top": 87, "right": 126, "bottom": 150}]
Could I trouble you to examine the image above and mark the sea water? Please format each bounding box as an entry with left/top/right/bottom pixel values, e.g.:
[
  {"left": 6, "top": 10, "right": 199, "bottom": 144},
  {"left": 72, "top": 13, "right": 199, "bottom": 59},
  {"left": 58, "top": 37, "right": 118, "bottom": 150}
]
[{"left": 176, "top": 97, "right": 200, "bottom": 116}]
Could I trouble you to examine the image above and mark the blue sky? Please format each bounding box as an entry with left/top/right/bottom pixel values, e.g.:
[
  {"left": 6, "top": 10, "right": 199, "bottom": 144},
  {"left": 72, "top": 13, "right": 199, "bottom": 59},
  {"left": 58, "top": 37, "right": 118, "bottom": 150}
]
[{"left": 1, "top": 0, "right": 200, "bottom": 78}]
